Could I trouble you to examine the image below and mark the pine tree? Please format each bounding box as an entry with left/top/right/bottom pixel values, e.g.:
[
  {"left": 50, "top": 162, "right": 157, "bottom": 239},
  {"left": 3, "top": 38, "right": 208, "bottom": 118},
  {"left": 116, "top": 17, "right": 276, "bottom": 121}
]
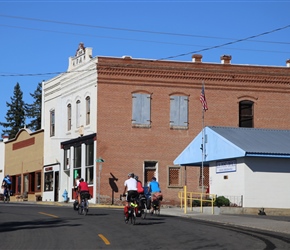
[
  {"left": 0, "top": 82, "right": 26, "bottom": 139},
  {"left": 25, "top": 82, "right": 42, "bottom": 131}
]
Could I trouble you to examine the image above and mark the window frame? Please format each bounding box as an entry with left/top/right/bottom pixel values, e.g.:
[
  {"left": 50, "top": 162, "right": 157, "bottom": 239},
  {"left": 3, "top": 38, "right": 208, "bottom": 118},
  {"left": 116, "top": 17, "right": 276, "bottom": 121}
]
[
  {"left": 86, "top": 96, "right": 90, "bottom": 126},
  {"left": 85, "top": 141, "right": 94, "bottom": 184},
  {"left": 170, "top": 95, "right": 189, "bottom": 129},
  {"left": 67, "top": 103, "right": 72, "bottom": 131},
  {"left": 50, "top": 109, "right": 55, "bottom": 137},
  {"left": 132, "top": 92, "right": 151, "bottom": 127},
  {"left": 76, "top": 100, "right": 81, "bottom": 128},
  {"left": 168, "top": 166, "right": 182, "bottom": 188},
  {"left": 239, "top": 100, "right": 254, "bottom": 128}
]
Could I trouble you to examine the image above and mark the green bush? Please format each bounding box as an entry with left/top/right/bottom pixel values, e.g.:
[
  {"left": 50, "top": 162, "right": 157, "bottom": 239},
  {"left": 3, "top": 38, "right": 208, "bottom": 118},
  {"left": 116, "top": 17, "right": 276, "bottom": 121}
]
[{"left": 215, "top": 196, "right": 230, "bottom": 207}]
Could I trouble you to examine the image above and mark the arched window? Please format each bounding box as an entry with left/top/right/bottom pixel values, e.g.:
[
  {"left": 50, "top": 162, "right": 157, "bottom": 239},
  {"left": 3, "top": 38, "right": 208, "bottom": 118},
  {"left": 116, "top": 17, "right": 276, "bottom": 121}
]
[
  {"left": 86, "top": 96, "right": 90, "bottom": 125},
  {"left": 239, "top": 100, "right": 253, "bottom": 128},
  {"left": 67, "top": 104, "right": 72, "bottom": 131},
  {"left": 76, "top": 100, "right": 81, "bottom": 128}
]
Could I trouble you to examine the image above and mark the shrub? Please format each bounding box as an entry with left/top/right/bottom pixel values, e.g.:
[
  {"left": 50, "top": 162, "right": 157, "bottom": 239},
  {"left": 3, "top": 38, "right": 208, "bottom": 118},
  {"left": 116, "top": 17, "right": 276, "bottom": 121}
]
[{"left": 215, "top": 196, "right": 230, "bottom": 207}]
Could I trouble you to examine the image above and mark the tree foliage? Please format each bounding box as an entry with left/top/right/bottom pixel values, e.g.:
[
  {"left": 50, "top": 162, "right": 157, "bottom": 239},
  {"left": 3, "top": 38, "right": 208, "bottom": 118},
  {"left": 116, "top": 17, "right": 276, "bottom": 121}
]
[
  {"left": 0, "top": 83, "right": 26, "bottom": 139},
  {"left": 25, "top": 82, "right": 42, "bottom": 131}
]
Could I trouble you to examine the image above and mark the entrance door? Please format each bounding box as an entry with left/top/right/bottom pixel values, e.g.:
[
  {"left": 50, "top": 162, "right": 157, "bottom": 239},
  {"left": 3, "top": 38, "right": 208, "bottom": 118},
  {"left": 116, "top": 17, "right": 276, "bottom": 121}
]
[{"left": 54, "top": 171, "right": 59, "bottom": 201}]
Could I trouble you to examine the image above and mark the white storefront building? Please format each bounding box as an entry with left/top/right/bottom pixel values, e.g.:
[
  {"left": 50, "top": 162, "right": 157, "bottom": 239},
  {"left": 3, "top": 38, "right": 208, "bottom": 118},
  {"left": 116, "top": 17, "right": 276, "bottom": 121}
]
[{"left": 42, "top": 43, "right": 97, "bottom": 202}]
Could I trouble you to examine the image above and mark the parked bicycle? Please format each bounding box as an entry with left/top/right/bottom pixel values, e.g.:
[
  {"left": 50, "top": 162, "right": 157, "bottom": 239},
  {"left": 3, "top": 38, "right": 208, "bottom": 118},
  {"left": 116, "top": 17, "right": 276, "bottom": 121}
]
[{"left": 78, "top": 192, "right": 90, "bottom": 216}]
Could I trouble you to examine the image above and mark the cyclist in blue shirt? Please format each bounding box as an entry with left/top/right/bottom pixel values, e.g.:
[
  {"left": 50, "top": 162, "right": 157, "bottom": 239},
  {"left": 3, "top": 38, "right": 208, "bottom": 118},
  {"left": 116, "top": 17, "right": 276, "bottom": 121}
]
[{"left": 2, "top": 175, "right": 12, "bottom": 198}]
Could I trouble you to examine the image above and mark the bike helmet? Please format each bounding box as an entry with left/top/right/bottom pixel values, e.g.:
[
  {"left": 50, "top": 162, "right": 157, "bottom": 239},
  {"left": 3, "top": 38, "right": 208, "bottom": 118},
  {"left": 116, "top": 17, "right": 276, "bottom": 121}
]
[
  {"left": 128, "top": 173, "right": 134, "bottom": 177},
  {"left": 80, "top": 178, "right": 84, "bottom": 182},
  {"left": 134, "top": 175, "right": 139, "bottom": 180},
  {"left": 151, "top": 177, "right": 156, "bottom": 181}
]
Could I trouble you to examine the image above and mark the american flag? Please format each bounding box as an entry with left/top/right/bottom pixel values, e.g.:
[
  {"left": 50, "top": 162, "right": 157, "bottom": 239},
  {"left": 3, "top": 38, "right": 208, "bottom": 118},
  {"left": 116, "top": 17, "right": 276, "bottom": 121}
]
[{"left": 200, "top": 84, "right": 208, "bottom": 111}]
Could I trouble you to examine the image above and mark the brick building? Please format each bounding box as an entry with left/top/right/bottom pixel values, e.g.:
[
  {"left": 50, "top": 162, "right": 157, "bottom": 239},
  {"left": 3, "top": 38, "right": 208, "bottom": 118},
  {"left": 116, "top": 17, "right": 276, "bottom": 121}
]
[
  {"left": 96, "top": 54, "right": 290, "bottom": 205},
  {"left": 39, "top": 43, "right": 290, "bottom": 205}
]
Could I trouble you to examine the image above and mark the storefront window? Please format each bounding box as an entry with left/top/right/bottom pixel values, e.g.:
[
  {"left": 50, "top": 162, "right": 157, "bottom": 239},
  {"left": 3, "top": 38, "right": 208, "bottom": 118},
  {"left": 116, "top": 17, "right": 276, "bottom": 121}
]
[{"left": 44, "top": 172, "right": 54, "bottom": 191}]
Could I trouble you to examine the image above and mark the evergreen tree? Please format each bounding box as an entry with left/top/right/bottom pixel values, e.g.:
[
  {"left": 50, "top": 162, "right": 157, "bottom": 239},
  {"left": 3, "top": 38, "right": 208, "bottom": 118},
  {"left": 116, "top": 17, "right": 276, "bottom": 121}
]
[
  {"left": 25, "top": 82, "right": 42, "bottom": 131},
  {"left": 0, "top": 82, "right": 26, "bottom": 139}
]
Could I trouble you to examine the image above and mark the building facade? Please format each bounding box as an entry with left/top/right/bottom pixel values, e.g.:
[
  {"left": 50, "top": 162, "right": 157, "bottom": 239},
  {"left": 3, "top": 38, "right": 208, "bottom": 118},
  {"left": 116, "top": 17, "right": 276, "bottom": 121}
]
[
  {"left": 4, "top": 128, "right": 43, "bottom": 201},
  {"left": 42, "top": 43, "right": 97, "bottom": 202},
  {"left": 39, "top": 43, "right": 290, "bottom": 205}
]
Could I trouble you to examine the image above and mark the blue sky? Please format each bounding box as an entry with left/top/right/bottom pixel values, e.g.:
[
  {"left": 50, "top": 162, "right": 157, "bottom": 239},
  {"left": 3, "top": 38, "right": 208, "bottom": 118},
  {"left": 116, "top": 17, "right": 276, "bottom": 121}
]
[{"left": 0, "top": 1, "right": 290, "bottom": 134}]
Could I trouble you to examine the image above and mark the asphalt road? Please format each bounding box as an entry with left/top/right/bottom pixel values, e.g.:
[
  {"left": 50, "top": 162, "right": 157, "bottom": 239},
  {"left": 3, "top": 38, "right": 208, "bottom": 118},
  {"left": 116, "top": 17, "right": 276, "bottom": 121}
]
[{"left": 1, "top": 203, "right": 290, "bottom": 250}]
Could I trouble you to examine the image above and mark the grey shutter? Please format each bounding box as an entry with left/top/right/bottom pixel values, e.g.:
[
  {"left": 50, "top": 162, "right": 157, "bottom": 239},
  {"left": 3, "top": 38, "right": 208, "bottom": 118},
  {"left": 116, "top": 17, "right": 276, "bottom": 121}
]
[{"left": 132, "top": 93, "right": 151, "bottom": 125}]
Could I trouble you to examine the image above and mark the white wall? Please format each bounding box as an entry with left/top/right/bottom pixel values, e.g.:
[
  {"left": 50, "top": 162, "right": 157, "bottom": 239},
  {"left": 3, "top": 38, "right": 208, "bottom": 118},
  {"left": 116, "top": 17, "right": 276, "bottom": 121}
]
[
  {"left": 244, "top": 157, "right": 290, "bottom": 209},
  {"left": 210, "top": 157, "right": 290, "bottom": 209},
  {"left": 43, "top": 47, "right": 97, "bottom": 202}
]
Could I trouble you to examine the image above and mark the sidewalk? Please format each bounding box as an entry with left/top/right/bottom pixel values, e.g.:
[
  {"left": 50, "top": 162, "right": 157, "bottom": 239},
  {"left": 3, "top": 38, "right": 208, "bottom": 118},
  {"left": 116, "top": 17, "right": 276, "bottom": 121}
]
[
  {"left": 36, "top": 201, "right": 290, "bottom": 235},
  {"left": 160, "top": 206, "right": 290, "bottom": 235}
]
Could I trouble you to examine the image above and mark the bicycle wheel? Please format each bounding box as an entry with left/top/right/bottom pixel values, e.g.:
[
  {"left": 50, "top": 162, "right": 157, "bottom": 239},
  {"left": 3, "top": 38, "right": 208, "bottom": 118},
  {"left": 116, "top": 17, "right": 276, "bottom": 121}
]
[
  {"left": 83, "top": 199, "right": 88, "bottom": 216},
  {"left": 142, "top": 203, "right": 147, "bottom": 219},
  {"left": 78, "top": 202, "right": 83, "bottom": 215},
  {"left": 132, "top": 210, "right": 136, "bottom": 225}
]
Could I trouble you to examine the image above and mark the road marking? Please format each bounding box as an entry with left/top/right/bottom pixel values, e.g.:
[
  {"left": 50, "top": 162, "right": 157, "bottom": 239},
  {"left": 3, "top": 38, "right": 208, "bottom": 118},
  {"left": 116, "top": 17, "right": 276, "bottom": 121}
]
[
  {"left": 98, "top": 234, "right": 110, "bottom": 245},
  {"left": 38, "top": 212, "right": 59, "bottom": 218}
]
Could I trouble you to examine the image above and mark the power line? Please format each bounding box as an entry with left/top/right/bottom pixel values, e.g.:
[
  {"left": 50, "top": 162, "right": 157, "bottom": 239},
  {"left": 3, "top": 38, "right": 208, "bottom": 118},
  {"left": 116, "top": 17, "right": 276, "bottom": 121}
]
[
  {"left": 158, "top": 24, "right": 290, "bottom": 60},
  {"left": 1, "top": 13, "right": 290, "bottom": 45}
]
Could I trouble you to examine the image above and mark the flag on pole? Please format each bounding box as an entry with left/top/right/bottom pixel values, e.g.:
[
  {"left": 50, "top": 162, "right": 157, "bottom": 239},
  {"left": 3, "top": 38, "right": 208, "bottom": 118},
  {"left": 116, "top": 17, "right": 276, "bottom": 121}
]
[{"left": 200, "top": 83, "right": 208, "bottom": 111}]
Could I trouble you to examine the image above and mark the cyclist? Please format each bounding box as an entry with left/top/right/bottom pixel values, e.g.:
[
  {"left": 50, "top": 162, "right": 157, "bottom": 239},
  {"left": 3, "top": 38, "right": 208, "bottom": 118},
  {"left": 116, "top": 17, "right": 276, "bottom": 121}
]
[
  {"left": 78, "top": 178, "right": 90, "bottom": 206},
  {"left": 123, "top": 173, "right": 138, "bottom": 222},
  {"left": 2, "top": 175, "right": 12, "bottom": 200},
  {"left": 134, "top": 175, "right": 144, "bottom": 194},
  {"left": 73, "top": 175, "right": 81, "bottom": 209},
  {"left": 148, "top": 177, "right": 162, "bottom": 214}
]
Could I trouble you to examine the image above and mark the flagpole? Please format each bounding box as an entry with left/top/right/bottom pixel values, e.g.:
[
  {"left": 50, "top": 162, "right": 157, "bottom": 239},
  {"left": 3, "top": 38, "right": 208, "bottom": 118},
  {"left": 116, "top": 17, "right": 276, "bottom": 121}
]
[
  {"left": 200, "top": 80, "right": 207, "bottom": 195},
  {"left": 201, "top": 107, "right": 204, "bottom": 195}
]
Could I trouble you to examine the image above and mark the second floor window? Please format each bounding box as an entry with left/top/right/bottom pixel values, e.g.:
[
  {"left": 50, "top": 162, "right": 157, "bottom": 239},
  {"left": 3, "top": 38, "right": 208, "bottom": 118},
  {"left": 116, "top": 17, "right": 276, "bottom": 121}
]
[
  {"left": 50, "top": 110, "right": 55, "bottom": 136},
  {"left": 67, "top": 104, "right": 72, "bottom": 131},
  {"left": 239, "top": 100, "right": 253, "bottom": 128},
  {"left": 132, "top": 93, "right": 151, "bottom": 126},
  {"left": 76, "top": 100, "right": 81, "bottom": 128},
  {"left": 170, "top": 95, "right": 188, "bottom": 128},
  {"left": 86, "top": 96, "right": 90, "bottom": 125}
]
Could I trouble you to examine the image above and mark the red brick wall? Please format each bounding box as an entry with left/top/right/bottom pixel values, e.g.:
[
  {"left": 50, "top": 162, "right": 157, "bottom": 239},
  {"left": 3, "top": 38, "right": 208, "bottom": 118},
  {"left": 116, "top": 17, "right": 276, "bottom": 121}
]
[{"left": 96, "top": 57, "right": 290, "bottom": 205}]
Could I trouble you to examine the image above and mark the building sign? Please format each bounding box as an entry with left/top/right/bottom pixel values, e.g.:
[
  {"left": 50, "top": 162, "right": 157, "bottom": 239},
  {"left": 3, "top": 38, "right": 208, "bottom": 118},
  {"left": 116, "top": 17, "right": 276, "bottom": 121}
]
[{"left": 216, "top": 159, "right": 237, "bottom": 173}]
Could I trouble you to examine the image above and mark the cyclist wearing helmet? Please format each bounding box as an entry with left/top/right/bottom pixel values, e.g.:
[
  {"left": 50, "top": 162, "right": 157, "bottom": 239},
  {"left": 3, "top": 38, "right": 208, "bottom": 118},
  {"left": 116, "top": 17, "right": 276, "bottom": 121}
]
[
  {"left": 2, "top": 175, "right": 12, "bottom": 198},
  {"left": 78, "top": 178, "right": 90, "bottom": 205},
  {"left": 123, "top": 173, "right": 138, "bottom": 202},
  {"left": 123, "top": 173, "right": 138, "bottom": 222},
  {"left": 134, "top": 175, "right": 144, "bottom": 194}
]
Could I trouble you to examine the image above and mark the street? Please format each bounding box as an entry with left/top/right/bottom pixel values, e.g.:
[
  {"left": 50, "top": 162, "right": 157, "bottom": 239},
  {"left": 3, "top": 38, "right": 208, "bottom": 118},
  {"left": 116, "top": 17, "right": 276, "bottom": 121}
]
[{"left": 0, "top": 203, "right": 290, "bottom": 249}]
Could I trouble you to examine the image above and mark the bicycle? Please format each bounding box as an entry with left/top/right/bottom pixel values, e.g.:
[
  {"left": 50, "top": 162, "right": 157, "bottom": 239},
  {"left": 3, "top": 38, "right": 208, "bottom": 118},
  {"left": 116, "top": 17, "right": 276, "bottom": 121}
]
[
  {"left": 151, "top": 193, "right": 162, "bottom": 216},
  {"left": 3, "top": 187, "right": 10, "bottom": 203},
  {"left": 78, "top": 192, "right": 90, "bottom": 216},
  {"left": 137, "top": 194, "right": 148, "bottom": 219},
  {"left": 121, "top": 194, "right": 138, "bottom": 225}
]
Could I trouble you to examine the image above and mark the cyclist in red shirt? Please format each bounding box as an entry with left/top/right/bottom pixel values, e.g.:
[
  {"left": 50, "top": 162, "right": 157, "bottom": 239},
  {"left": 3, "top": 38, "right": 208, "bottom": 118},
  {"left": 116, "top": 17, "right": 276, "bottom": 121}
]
[{"left": 78, "top": 178, "right": 90, "bottom": 205}]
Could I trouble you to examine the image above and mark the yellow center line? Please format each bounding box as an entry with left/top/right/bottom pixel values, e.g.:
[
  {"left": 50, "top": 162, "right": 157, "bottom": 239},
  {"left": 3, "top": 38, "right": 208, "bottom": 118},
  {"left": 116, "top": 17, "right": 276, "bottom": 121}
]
[
  {"left": 98, "top": 234, "right": 110, "bottom": 245},
  {"left": 38, "top": 212, "right": 59, "bottom": 218}
]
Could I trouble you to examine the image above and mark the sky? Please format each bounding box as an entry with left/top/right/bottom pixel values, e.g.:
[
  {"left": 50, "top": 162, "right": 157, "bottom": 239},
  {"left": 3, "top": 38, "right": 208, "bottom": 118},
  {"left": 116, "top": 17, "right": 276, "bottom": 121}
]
[{"left": 0, "top": 1, "right": 290, "bottom": 134}]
